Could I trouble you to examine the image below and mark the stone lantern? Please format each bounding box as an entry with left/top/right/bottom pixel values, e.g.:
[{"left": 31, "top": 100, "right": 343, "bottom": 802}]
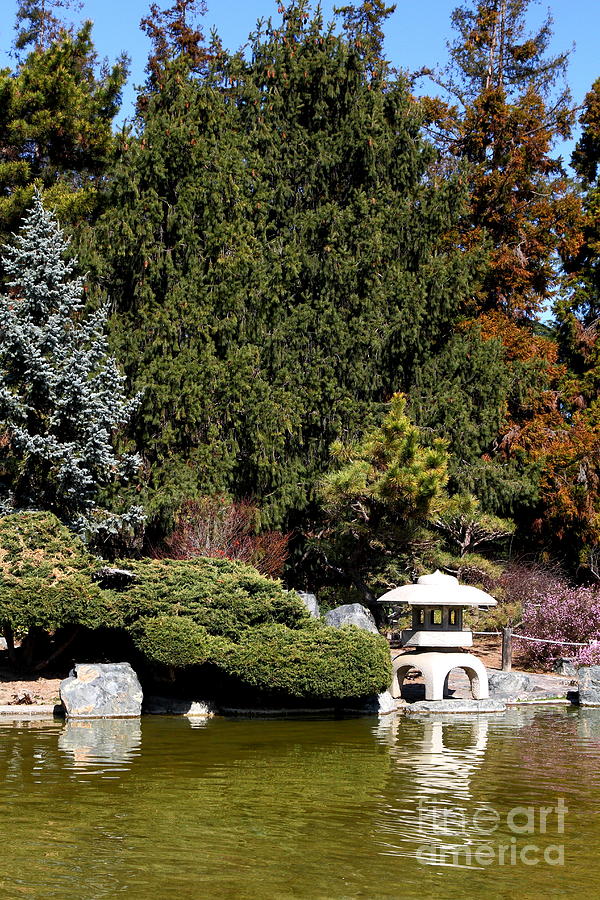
[{"left": 378, "top": 571, "right": 497, "bottom": 704}]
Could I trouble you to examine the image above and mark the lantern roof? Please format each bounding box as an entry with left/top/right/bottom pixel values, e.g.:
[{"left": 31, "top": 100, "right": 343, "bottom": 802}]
[{"left": 377, "top": 570, "right": 497, "bottom": 608}]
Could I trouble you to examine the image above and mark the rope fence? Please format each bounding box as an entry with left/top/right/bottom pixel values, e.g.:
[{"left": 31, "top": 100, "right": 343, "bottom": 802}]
[
  {"left": 470, "top": 628, "right": 598, "bottom": 671},
  {"left": 473, "top": 631, "right": 591, "bottom": 647}
]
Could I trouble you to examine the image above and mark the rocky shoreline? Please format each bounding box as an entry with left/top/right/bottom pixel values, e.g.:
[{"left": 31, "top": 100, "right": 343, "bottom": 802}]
[{"left": 0, "top": 658, "right": 590, "bottom": 720}]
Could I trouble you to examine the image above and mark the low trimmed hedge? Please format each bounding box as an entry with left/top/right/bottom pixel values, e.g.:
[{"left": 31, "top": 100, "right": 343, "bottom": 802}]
[
  {"left": 218, "top": 622, "right": 392, "bottom": 700},
  {"left": 0, "top": 517, "right": 391, "bottom": 701},
  {"left": 119, "top": 558, "right": 391, "bottom": 700},
  {"left": 0, "top": 512, "right": 117, "bottom": 633},
  {"left": 116, "top": 557, "right": 311, "bottom": 639},
  {"left": 132, "top": 615, "right": 231, "bottom": 668}
]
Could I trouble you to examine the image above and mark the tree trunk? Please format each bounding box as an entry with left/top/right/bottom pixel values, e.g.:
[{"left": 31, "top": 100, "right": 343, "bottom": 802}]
[
  {"left": 2, "top": 623, "right": 18, "bottom": 668},
  {"left": 33, "top": 626, "right": 81, "bottom": 673}
]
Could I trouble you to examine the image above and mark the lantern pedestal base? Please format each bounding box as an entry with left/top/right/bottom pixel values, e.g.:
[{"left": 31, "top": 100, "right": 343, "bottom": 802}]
[
  {"left": 391, "top": 651, "right": 490, "bottom": 702},
  {"left": 403, "top": 698, "right": 506, "bottom": 715}
]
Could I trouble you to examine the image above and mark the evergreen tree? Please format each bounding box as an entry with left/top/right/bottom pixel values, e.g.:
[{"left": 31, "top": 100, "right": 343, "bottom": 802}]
[
  {"left": 0, "top": 19, "right": 128, "bottom": 243},
  {"left": 141, "top": 0, "right": 209, "bottom": 87},
  {"left": 559, "top": 78, "right": 600, "bottom": 382},
  {"left": 407, "top": 0, "right": 595, "bottom": 561},
  {"left": 316, "top": 393, "right": 449, "bottom": 600},
  {"left": 334, "top": 0, "right": 396, "bottom": 74},
  {"left": 231, "top": 1, "right": 479, "bottom": 522},
  {"left": 0, "top": 193, "right": 143, "bottom": 547},
  {"left": 94, "top": 1, "right": 479, "bottom": 533},
  {"left": 543, "top": 79, "right": 600, "bottom": 565},
  {"left": 409, "top": 325, "right": 541, "bottom": 517},
  {"left": 92, "top": 54, "right": 278, "bottom": 533},
  {"left": 432, "top": 493, "right": 515, "bottom": 558},
  {"left": 14, "top": 0, "right": 82, "bottom": 54}
]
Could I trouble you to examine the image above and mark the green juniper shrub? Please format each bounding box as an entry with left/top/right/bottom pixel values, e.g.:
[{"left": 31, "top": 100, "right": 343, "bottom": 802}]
[
  {"left": 0, "top": 511, "right": 117, "bottom": 636},
  {"left": 115, "top": 557, "right": 311, "bottom": 640},
  {"left": 116, "top": 557, "right": 391, "bottom": 701},
  {"left": 217, "top": 622, "right": 392, "bottom": 702},
  {"left": 132, "top": 615, "right": 232, "bottom": 669},
  {"left": 0, "top": 523, "right": 392, "bottom": 700}
]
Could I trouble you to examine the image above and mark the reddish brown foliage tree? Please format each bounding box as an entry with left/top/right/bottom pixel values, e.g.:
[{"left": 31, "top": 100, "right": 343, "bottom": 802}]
[
  {"left": 419, "top": 0, "right": 580, "bottom": 320},
  {"left": 473, "top": 312, "right": 600, "bottom": 555},
  {"left": 141, "top": 0, "right": 209, "bottom": 85},
  {"left": 154, "top": 497, "right": 290, "bottom": 578}
]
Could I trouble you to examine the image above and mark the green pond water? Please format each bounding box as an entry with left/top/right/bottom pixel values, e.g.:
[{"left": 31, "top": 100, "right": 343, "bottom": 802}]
[{"left": 0, "top": 706, "right": 598, "bottom": 899}]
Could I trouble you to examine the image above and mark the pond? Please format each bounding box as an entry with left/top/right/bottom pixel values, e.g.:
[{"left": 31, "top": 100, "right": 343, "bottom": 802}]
[{"left": 0, "top": 707, "right": 598, "bottom": 899}]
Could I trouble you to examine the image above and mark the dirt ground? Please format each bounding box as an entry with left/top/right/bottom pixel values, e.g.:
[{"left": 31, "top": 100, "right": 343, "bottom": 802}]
[
  {"left": 0, "top": 667, "right": 64, "bottom": 706},
  {"left": 471, "top": 634, "right": 529, "bottom": 670}
]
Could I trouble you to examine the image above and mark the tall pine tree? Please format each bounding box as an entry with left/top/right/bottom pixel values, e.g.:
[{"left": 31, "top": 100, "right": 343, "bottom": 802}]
[
  {"left": 93, "top": 1, "right": 479, "bottom": 533},
  {"left": 407, "top": 0, "right": 593, "bottom": 560},
  {"left": 420, "top": 0, "right": 579, "bottom": 319},
  {"left": 0, "top": 14, "right": 128, "bottom": 243}
]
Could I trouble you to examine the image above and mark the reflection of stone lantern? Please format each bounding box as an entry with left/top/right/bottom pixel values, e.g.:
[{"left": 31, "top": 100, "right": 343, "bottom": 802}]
[{"left": 378, "top": 571, "right": 497, "bottom": 704}]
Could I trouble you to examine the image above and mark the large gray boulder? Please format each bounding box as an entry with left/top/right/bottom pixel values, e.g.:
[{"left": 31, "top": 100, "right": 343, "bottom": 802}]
[
  {"left": 325, "top": 603, "right": 379, "bottom": 634},
  {"left": 553, "top": 657, "right": 578, "bottom": 678},
  {"left": 60, "top": 663, "right": 143, "bottom": 719},
  {"left": 296, "top": 591, "right": 320, "bottom": 618},
  {"left": 578, "top": 666, "right": 600, "bottom": 706},
  {"left": 488, "top": 671, "right": 535, "bottom": 696}
]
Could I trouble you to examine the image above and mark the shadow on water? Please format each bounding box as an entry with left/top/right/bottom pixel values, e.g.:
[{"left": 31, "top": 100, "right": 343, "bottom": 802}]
[{"left": 0, "top": 707, "right": 598, "bottom": 898}]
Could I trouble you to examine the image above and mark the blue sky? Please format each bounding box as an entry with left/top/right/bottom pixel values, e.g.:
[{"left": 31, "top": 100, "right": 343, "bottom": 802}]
[{"left": 1, "top": 1, "right": 599, "bottom": 163}]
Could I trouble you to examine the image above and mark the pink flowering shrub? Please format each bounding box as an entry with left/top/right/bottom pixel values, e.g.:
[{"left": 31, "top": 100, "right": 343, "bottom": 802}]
[
  {"left": 575, "top": 641, "right": 600, "bottom": 667},
  {"left": 521, "top": 583, "right": 600, "bottom": 670}
]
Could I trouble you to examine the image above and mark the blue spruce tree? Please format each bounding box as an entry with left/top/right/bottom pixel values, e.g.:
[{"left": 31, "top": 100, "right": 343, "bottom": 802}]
[{"left": 0, "top": 191, "right": 143, "bottom": 546}]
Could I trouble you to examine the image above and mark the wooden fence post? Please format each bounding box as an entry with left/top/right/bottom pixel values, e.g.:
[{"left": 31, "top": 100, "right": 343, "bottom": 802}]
[{"left": 501, "top": 626, "right": 513, "bottom": 672}]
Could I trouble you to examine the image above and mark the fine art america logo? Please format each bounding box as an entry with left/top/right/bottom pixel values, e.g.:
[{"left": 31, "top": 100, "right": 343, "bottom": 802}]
[{"left": 416, "top": 798, "right": 567, "bottom": 867}]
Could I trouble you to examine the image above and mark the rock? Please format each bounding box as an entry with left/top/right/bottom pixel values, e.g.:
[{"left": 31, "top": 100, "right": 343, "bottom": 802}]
[
  {"left": 144, "top": 696, "right": 216, "bottom": 717},
  {"left": 60, "top": 663, "right": 143, "bottom": 719},
  {"left": 578, "top": 666, "right": 600, "bottom": 706},
  {"left": 92, "top": 567, "right": 137, "bottom": 589},
  {"left": 404, "top": 698, "right": 506, "bottom": 715},
  {"left": 488, "top": 671, "right": 535, "bottom": 696},
  {"left": 0, "top": 637, "right": 6, "bottom": 651},
  {"left": 296, "top": 591, "right": 320, "bottom": 618},
  {"left": 0, "top": 704, "right": 59, "bottom": 718},
  {"left": 553, "top": 657, "right": 578, "bottom": 678},
  {"left": 325, "top": 603, "right": 378, "bottom": 634},
  {"left": 346, "top": 690, "right": 400, "bottom": 716}
]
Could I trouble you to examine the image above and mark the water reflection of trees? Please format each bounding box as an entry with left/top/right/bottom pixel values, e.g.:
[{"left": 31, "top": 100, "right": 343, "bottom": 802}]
[
  {"left": 0, "top": 710, "right": 597, "bottom": 898},
  {"left": 0, "top": 717, "right": 395, "bottom": 898}
]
